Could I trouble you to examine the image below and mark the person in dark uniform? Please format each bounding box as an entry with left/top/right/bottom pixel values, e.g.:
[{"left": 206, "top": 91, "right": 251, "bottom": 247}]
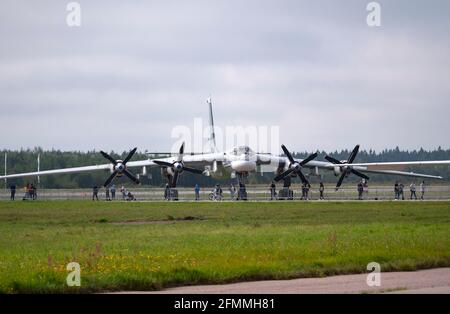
[
  {"left": 92, "top": 185, "right": 99, "bottom": 201},
  {"left": 10, "top": 184, "right": 16, "bottom": 201}
]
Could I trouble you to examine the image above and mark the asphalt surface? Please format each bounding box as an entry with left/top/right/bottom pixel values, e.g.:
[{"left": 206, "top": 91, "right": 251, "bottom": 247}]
[{"left": 118, "top": 268, "right": 450, "bottom": 294}]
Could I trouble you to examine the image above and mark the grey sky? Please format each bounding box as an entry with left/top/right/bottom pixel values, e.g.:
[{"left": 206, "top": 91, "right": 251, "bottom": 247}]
[{"left": 0, "top": 0, "right": 449, "bottom": 153}]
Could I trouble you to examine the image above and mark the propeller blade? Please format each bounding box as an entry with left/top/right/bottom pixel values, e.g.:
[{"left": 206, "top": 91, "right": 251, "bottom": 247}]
[
  {"left": 103, "top": 171, "right": 118, "bottom": 187},
  {"left": 182, "top": 166, "right": 204, "bottom": 174},
  {"left": 296, "top": 170, "right": 309, "bottom": 185},
  {"left": 335, "top": 172, "right": 346, "bottom": 190},
  {"left": 325, "top": 156, "right": 342, "bottom": 164},
  {"left": 274, "top": 168, "right": 295, "bottom": 182},
  {"left": 177, "top": 142, "right": 185, "bottom": 162},
  {"left": 300, "top": 152, "right": 318, "bottom": 166},
  {"left": 171, "top": 171, "right": 179, "bottom": 188},
  {"left": 154, "top": 160, "right": 174, "bottom": 167},
  {"left": 351, "top": 169, "right": 370, "bottom": 180},
  {"left": 347, "top": 145, "right": 360, "bottom": 164},
  {"left": 100, "top": 151, "right": 117, "bottom": 165},
  {"left": 281, "top": 145, "right": 295, "bottom": 164},
  {"left": 123, "top": 169, "right": 140, "bottom": 184},
  {"left": 123, "top": 147, "right": 138, "bottom": 164}
]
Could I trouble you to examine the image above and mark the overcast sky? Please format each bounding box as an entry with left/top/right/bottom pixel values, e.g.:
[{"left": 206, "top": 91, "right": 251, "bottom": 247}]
[{"left": 0, "top": 0, "right": 449, "bottom": 154}]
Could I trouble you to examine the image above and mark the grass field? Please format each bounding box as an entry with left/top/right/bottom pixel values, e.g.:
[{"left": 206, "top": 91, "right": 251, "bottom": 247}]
[{"left": 0, "top": 200, "right": 449, "bottom": 293}]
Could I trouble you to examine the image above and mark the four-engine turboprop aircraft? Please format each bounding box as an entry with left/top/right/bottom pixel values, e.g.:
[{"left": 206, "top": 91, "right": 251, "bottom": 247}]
[{"left": 1, "top": 99, "right": 449, "bottom": 192}]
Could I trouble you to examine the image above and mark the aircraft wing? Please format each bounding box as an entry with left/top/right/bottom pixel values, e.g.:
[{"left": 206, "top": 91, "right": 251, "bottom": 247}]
[
  {"left": 356, "top": 169, "right": 443, "bottom": 179},
  {"left": 0, "top": 159, "right": 159, "bottom": 180},
  {"left": 342, "top": 160, "right": 450, "bottom": 170},
  {"left": 323, "top": 160, "right": 450, "bottom": 180}
]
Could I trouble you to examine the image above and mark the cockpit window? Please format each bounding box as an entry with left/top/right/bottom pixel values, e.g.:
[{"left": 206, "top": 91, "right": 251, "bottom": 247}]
[{"left": 231, "top": 146, "right": 253, "bottom": 155}]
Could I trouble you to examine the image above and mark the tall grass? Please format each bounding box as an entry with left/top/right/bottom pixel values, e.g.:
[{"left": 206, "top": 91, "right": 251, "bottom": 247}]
[{"left": 0, "top": 200, "right": 449, "bottom": 293}]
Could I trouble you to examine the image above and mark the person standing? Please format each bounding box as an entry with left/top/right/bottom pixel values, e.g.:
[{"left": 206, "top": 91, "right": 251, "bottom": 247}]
[
  {"left": 194, "top": 184, "right": 200, "bottom": 201},
  {"left": 31, "top": 184, "right": 37, "bottom": 200},
  {"left": 420, "top": 181, "right": 425, "bottom": 200},
  {"left": 164, "top": 183, "right": 170, "bottom": 200},
  {"left": 229, "top": 184, "right": 236, "bottom": 200},
  {"left": 394, "top": 182, "right": 399, "bottom": 200},
  {"left": 110, "top": 184, "right": 116, "bottom": 200},
  {"left": 269, "top": 182, "right": 276, "bottom": 200},
  {"left": 215, "top": 184, "right": 223, "bottom": 201},
  {"left": 363, "top": 180, "right": 369, "bottom": 198},
  {"left": 399, "top": 182, "right": 405, "bottom": 200},
  {"left": 319, "top": 182, "right": 325, "bottom": 200},
  {"left": 23, "top": 183, "right": 30, "bottom": 200},
  {"left": 105, "top": 186, "right": 111, "bottom": 201},
  {"left": 300, "top": 183, "right": 306, "bottom": 200},
  {"left": 410, "top": 182, "right": 417, "bottom": 200},
  {"left": 357, "top": 181, "right": 364, "bottom": 200},
  {"left": 10, "top": 184, "right": 16, "bottom": 201},
  {"left": 92, "top": 185, "right": 99, "bottom": 201},
  {"left": 304, "top": 183, "right": 311, "bottom": 200}
]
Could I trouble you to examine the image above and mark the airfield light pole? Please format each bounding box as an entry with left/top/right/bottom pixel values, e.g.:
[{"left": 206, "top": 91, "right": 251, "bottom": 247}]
[
  {"left": 4, "top": 152, "right": 6, "bottom": 190},
  {"left": 37, "top": 153, "right": 40, "bottom": 186}
]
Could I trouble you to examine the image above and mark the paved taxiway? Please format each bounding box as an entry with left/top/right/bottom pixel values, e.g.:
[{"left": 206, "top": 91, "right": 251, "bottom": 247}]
[{"left": 118, "top": 267, "right": 450, "bottom": 294}]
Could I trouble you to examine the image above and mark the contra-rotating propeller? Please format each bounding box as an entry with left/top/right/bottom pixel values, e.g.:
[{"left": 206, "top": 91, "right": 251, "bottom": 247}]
[
  {"left": 325, "top": 144, "right": 370, "bottom": 190},
  {"left": 274, "top": 145, "right": 318, "bottom": 185},
  {"left": 100, "top": 147, "right": 140, "bottom": 187},
  {"left": 153, "top": 142, "right": 203, "bottom": 188}
]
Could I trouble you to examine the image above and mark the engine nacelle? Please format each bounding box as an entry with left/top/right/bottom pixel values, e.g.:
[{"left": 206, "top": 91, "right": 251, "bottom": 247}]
[
  {"left": 333, "top": 166, "right": 341, "bottom": 176},
  {"left": 161, "top": 166, "right": 175, "bottom": 177},
  {"left": 231, "top": 160, "right": 256, "bottom": 172}
]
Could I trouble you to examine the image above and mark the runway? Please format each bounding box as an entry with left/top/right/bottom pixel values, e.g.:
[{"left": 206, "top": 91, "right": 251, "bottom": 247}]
[{"left": 119, "top": 268, "right": 450, "bottom": 294}]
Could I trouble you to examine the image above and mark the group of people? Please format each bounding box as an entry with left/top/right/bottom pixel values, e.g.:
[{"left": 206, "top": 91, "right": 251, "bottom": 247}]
[
  {"left": 9, "top": 183, "right": 37, "bottom": 201},
  {"left": 92, "top": 184, "right": 135, "bottom": 201},
  {"left": 6, "top": 180, "right": 430, "bottom": 202},
  {"left": 192, "top": 183, "right": 250, "bottom": 201},
  {"left": 395, "top": 181, "right": 425, "bottom": 200}
]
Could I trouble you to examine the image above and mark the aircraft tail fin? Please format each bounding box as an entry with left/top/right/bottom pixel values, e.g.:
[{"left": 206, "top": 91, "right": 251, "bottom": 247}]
[{"left": 206, "top": 97, "right": 218, "bottom": 153}]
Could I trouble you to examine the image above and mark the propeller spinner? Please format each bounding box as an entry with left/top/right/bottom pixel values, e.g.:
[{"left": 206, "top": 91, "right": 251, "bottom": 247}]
[{"left": 100, "top": 147, "right": 140, "bottom": 187}]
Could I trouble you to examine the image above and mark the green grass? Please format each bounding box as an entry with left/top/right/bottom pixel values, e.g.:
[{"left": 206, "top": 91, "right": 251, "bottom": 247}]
[{"left": 0, "top": 200, "right": 449, "bottom": 293}]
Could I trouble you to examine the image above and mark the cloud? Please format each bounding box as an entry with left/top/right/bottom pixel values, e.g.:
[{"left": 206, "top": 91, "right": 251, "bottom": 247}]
[{"left": 0, "top": 0, "right": 449, "bottom": 153}]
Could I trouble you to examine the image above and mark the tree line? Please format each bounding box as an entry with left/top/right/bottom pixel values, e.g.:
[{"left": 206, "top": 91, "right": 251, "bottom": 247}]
[{"left": 0, "top": 146, "right": 449, "bottom": 188}]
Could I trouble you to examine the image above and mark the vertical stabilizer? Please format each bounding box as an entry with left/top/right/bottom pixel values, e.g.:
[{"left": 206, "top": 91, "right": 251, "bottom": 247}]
[{"left": 206, "top": 97, "right": 218, "bottom": 153}]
